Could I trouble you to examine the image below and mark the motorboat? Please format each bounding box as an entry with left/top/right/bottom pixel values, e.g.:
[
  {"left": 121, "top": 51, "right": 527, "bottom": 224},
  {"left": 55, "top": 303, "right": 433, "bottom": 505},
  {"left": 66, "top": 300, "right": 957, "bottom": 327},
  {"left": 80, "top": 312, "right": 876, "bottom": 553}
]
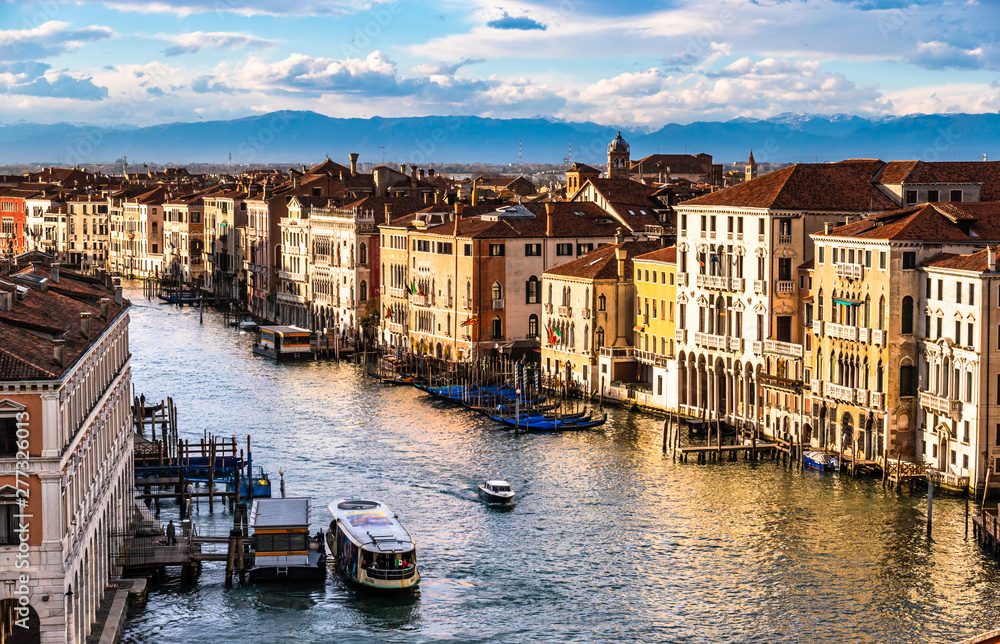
[
  {"left": 803, "top": 450, "right": 840, "bottom": 472},
  {"left": 326, "top": 499, "right": 419, "bottom": 592},
  {"left": 238, "top": 319, "right": 258, "bottom": 332},
  {"left": 478, "top": 480, "right": 515, "bottom": 504},
  {"left": 247, "top": 497, "right": 326, "bottom": 582}
]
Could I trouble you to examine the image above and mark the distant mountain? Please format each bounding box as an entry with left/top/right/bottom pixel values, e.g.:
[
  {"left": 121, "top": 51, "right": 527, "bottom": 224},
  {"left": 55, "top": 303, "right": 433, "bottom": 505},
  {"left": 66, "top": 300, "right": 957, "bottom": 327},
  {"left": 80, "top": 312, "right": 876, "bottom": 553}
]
[{"left": 0, "top": 110, "right": 997, "bottom": 166}]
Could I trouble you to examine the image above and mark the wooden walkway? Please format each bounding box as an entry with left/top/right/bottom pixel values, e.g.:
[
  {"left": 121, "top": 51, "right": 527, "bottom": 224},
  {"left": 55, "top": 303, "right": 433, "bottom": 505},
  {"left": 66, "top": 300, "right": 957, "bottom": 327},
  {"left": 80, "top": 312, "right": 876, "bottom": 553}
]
[{"left": 676, "top": 443, "right": 778, "bottom": 463}]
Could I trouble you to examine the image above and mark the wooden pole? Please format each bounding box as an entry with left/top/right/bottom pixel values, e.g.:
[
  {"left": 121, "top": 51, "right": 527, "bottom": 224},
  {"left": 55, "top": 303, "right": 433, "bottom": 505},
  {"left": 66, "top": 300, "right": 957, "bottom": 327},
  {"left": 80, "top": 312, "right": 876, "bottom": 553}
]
[
  {"left": 927, "top": 476, "right": 933, "bottom": 537},
  {"left": 662, "top": 419, "right": 668, "bottom": 453}
]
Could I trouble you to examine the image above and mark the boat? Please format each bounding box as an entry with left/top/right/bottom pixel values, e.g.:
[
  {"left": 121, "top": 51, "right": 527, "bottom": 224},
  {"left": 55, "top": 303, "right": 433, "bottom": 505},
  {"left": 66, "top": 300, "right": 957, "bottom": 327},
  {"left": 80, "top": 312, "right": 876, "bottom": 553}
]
[
  {"left": 236, "top": 466, "right": 272, "bottom": 499},
  {"left": 803, "top": 450, "right": 840, "bottom": 472},
  {"left": 252, "top": 325, "right": 315, "bottom": 361},
  {"left": 248, "top": 497, "right": 326, "bottom": 582},
  {"left": 326, "top": 499, "right": 419, "bottom": 592},
  {"left": 478, "top": 480, "right": 514, "bottom": 504},
  {"left": 238, "top": 319, "right": 258, "bottom": 332},
  {"left": 488, "top": 412, "right": 608, "bottom": 432}
]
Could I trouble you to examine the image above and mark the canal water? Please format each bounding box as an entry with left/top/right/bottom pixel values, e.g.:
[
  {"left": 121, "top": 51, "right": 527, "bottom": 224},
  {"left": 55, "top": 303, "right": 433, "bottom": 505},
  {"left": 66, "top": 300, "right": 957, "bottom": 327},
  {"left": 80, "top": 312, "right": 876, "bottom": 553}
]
[{"left": 120, "top": 289, "right": 1000, "bottom": 644}]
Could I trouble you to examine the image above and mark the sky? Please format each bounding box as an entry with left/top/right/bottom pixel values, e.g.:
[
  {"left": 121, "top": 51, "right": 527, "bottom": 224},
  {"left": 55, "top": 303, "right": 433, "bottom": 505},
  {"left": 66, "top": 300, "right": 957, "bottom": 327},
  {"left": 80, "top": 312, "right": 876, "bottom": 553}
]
[{"left": 0, "top": 0, "right": 997, "bottom": 129}]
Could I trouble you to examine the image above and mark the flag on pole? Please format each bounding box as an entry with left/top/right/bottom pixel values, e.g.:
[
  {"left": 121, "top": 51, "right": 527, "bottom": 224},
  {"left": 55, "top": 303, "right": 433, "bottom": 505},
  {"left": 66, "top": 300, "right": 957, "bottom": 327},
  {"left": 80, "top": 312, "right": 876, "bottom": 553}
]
[
  {"left": 385, "top": 307, "right": 393, "bottom": 319},
  {"left": 460, "top": 314, "right": 479, "bottom": 327}
]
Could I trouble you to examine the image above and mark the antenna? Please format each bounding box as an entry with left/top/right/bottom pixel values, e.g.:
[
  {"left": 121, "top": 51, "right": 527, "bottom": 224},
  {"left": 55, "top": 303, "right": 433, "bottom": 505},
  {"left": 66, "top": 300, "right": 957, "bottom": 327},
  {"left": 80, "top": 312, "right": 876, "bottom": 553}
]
[
  {"left": 519, "top": 139, "right": 522, "bottom": 165},
  {"left": 982, "top": 153, "right": 989, "bottom": 162},
  {"left": 379, "top": 146, "right": 386, "bottom": 164},
  {"left": 563, "top": 141, "right": 572, "bottom": 165}
]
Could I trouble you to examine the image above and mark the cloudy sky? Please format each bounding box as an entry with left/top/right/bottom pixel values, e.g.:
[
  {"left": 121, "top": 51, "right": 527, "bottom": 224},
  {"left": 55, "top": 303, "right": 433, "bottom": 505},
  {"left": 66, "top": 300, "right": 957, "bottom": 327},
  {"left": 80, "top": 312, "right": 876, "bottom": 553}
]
[{"left": 0, "top": 0, "right": 997, "bottom": 128}]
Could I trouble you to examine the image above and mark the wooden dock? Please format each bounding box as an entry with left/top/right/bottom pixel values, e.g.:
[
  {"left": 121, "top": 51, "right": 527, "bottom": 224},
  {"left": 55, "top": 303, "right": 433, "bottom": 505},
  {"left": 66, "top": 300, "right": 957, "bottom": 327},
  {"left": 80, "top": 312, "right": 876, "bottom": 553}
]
[{"left": 676, "top": 442, "right": 778, "bottom": 463}]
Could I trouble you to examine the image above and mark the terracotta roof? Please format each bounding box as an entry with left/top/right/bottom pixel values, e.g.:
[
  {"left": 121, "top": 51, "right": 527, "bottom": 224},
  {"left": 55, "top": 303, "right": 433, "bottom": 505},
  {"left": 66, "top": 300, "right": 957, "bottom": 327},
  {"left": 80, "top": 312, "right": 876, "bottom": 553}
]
[
  {"left": 567, "top": 163, "right": 601, "bottom": 174},
  {"left": 0, "top": 266, "right": 128, "bottom": 381},
  {"left": 921, "top": 249, "right": 992, "bottom": 272},
  {"left": 545, "top": 240, "right": 661, "bottom": 280},
  {"left": 820, "top": 202, "right": 1000, "bottom": 242},
  {"left": 875, "top": 161, "right": 1000, "bottom": 200},
  {"left": 634, "top": 246, "right": 677, "bottom": 264},
  {"left": 680, "top": 160, "right": 896, "bottom": 212}
]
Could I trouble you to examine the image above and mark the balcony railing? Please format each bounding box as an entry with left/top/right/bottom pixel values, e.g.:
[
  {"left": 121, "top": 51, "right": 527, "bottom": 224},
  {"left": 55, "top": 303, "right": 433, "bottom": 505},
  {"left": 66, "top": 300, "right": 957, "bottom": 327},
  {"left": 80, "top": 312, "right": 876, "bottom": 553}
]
[
  {"left": 870, "top": 392, "right": 883, "bottom": 409},
  {"left": 558, "top": 305, "right": 572, "bottom": 316},
  {"left": 763, "top": 340, "right": 804, "bottom": 358},
  {"left": 676, "top": 273, "right": 688, "bottom": 287},
  {"left": 872, "top": 329, "right": 885, "bottom": 346},
  {"left": 492, "top": 299, "right": 504, "bottom": 311},
  {"left": 675, "top": 329, "right": 688, "bottom": 344},
  {"left": 462, "top": 297, "right": 472, "bottom": 310},
  {"left": 825, "top": 382, "right": 854, "bottom": 404},
  {"left": 694, "top": 333, "right": 726, "bottom": 350},
  {"left": 813, "top": 320, "right": 824, "bottom": 335},
  {"left": 778, "top": 234, "right": 793, "bottom": 245},
  {"left": 775, "top": 280, "right": 795, "bottom": 294},
  {"left": 825, "top": 322, "right": 857, "bottom": 341},
  {"left": 696, "top": 274, "right": 729, "bottom": 290},
  {"left": 919, "top": 390, "right": 962, "bottom": 418},
  {"left": 855, "top": 389, "right": 868, "bottom": 406},
  {"left": 600, "top": 347, "right": 634, "bottom": 358},
  {"left": 544, "top": 303, "right": 553, "bottom": 313},
  {"left": 730, "top": 277, "right": 745, "bottom": 291},
  {"left": 728, "top": 337, "right": 743, "bottom": 352},
  {"left": 411, "top": 294, "right": 429, "bottom": 307},
  {"left": 811, "top": 379, "right": 820, "bottom": 393},
  {"left": 858, "top": 327, "right": 869, "bottom": 343},
  {"left": 753, "top": 280, "right": 767, "bottom": 295},
  {"left": 581, "top": 308, "right": 591, "bottom": 319},
  {"left": 635, "top": 349, "right": 671, "bottom": 367},
  {"left": 836, "top": 263, "right": 863, "bottom": 280}
]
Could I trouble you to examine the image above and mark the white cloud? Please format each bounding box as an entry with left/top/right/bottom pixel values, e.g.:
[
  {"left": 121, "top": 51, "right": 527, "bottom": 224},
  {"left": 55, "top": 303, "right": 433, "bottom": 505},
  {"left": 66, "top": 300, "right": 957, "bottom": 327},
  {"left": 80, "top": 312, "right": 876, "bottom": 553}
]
[
  {"left": 0, "top": 21, "right": 114, "bottom": 61},
  {"left": 98, "top": 0, "right": 390, "bottom": 17},
  {"left": 159, "top": 31, "right": 280, "bottom": 56}
]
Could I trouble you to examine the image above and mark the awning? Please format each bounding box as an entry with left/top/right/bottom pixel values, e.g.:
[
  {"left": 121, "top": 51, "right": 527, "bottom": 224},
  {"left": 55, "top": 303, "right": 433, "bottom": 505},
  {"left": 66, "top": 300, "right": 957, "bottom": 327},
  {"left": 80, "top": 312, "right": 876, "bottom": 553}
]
[
  {"left": 633, "top": 325, "right": 645, "bottom": 332},
  {"left": 833, "top": 298, "right": 862, "bottom": 306},
  {"left": 803, "top": 295, "right": 814, "bottom": 302}
]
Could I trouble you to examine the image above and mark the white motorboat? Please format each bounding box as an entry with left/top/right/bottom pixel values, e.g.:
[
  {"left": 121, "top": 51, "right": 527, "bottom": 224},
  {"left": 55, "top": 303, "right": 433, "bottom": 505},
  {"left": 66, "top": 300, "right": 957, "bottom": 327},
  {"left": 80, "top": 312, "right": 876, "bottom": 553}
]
[
  {"left": 478, "top": 480, "right": 515, "bottom": 504},
  {"left": 238, "top": 319, "right": 258, "bottom": 332}
]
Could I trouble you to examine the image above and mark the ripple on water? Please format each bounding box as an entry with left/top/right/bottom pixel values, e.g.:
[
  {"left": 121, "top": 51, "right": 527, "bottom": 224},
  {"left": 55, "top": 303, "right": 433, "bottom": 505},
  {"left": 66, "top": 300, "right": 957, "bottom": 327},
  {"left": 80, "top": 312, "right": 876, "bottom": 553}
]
[{"left": 121, "top": 289, "right": 1000, "bottom": 643}]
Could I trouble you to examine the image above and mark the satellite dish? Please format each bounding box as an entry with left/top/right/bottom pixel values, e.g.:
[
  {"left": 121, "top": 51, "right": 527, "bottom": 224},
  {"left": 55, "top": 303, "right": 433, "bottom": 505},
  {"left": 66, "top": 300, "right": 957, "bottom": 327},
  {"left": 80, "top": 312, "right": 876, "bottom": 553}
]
[{"left": 981, "top": 153, "right": 989, "bottom": 162}]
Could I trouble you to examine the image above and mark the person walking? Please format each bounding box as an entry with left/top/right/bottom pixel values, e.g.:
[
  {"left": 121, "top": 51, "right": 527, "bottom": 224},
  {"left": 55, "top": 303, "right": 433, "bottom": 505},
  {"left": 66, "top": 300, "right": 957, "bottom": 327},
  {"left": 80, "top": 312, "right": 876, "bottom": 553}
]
[{"left": 166, "top": 519, "right": 177, "bottom": 545}]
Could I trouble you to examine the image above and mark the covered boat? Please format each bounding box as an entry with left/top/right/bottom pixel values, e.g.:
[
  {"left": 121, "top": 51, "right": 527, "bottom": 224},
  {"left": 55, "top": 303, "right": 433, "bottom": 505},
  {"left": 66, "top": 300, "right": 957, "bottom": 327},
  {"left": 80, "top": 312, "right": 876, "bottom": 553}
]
[
  {"left": 803, "top": 451, "right": 840, "bottom": 472},
  {"left": 248, "top": 497, "right": 326, "bottom": 581},
  {"left": 326, "top": 499, "right": 419, "bottom": 592}
]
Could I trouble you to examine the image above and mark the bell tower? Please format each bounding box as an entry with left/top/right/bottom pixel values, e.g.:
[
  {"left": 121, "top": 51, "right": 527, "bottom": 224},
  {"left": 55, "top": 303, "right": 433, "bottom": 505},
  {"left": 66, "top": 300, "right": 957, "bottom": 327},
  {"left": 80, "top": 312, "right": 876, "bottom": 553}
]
[
  {"left": 607, "top": 131, "right": 630, "bottom": 180},
  {"left": 745, "top": 150, "right": 758, "bottom": 182}
]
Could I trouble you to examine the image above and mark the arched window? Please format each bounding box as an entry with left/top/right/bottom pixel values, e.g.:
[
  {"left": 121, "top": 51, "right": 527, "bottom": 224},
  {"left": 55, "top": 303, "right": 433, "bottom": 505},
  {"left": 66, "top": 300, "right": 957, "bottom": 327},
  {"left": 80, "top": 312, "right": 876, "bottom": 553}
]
[
  {"left": 359, "top": 280, "right": 368, "bottom": 302},
  {"left": 466, "top": 280, "right": 472, "bottom": 303},
  {"left": 528, "top": 314, "right": 538, "bottom": 338},
  {"left": 817, "top": 289, "right": 824, "bottom": 321},
  {"left": 492, "top": 315, "right": 502, "bottom": 339},
  {"left": 877, "top": 359, "right": 884, "bottom": 392},
  {"left": 492, "top": 281, "right": 503, "bottom": 301},
  {"left": 548, "top": 283, "right": 553, "bottom": 304},
  {"left": 901, "top": 296, "right": 914, "bottom": 334},
  {"left": 584, "top": 326, "right": 589, "bottom": 351},
  {"left": 526, "top": 276, "right": 540, "bottom": 304},
  {"left": 596, "top": 326, "right": 605, "bottom": 348},
  {"left": 879, "top": 296, "right": 886, "bottom": 330},
  {"left": 598, "top": 294, "right": 606, "bottom": 311},
  {"left": 359, "top": 242, "right": 368, "bottom": 265}
]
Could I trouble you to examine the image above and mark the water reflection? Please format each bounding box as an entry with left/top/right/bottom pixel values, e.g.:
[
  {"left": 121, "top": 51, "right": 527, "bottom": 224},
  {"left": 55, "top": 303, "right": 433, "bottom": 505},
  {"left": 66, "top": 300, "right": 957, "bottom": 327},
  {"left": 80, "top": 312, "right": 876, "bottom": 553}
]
[{"left": 121, "top": 287, "right": 1000, "bottom": 643}]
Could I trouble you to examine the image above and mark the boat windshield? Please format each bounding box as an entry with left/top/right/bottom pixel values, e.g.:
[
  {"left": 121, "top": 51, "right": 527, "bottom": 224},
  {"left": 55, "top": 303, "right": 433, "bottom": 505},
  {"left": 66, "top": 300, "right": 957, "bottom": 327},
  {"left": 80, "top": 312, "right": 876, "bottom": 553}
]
[
  {"left": 495, "top": 486, "right": 511, "bottom": 492},
  {"left": 362, "top": 550, "right": 416, "bottom": 570}
]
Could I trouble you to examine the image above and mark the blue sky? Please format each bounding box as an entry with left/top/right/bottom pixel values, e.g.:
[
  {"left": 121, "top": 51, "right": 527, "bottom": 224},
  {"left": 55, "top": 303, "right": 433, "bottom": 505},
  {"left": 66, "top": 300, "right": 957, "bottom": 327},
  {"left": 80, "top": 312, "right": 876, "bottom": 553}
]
[{"left": 0, "top": 0, "right": 997, "bottom": 127}]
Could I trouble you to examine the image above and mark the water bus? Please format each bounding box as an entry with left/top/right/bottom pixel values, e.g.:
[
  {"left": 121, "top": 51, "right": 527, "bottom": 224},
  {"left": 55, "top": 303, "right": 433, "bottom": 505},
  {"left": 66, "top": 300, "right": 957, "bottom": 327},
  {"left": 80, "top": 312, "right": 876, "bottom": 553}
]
[
  {"left": 248, "top": 497, "right": 326, "bottom": 581},
  {"left": 252, "top": 325, "right": 314, "bottom": 361},
  {"left": 326, "top": 499, "right": 419, "bottom": 592}
]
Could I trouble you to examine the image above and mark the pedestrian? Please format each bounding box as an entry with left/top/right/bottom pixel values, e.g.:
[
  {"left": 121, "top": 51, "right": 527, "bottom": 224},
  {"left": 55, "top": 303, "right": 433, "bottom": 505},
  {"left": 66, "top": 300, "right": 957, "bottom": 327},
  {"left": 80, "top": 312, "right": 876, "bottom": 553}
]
[{"left": 166, "top": 519, "right": 176, "bottom": 545}]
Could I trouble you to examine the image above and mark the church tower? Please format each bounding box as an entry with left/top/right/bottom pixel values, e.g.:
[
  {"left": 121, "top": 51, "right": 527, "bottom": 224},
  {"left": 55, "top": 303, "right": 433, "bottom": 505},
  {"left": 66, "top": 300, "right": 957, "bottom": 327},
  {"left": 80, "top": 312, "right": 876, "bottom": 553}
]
[
  {"left": 607, "top": 131, "right": 630, "bottom": 180},
  {"left": 745, "top": 150, "right": 758, "bottom": 182}
]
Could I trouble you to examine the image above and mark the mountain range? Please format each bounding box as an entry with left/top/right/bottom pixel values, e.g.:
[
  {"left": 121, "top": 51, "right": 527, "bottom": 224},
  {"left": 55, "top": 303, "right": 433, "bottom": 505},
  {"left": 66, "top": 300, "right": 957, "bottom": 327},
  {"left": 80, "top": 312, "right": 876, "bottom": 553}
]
[{"left": 0, "top": 110, "right": 997, "bottom": 167}]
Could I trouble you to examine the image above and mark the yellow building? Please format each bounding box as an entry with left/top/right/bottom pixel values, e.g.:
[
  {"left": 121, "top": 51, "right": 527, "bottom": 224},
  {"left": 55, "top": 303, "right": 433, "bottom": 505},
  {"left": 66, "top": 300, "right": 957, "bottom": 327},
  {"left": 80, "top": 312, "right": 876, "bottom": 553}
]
[{"left": 633, "top": 246, "right": 678, "bottom": 410}]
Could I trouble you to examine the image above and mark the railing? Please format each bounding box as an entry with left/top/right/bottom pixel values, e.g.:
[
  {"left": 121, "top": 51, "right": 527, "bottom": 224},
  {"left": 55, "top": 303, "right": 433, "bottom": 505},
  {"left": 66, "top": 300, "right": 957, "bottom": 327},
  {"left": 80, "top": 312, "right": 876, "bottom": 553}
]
[
  {"left": 825, "top": 322, "right": 858, "bottom": 341},
  {"left": 600, "top": 347, "right": 634, "bottom": 358},
  {"left": 635, "top": 350, "right": 671, "bottom": 367},
  {"left": 677, "top": 273, "right": 688, "bottom": 287},
  {"left": 775, "top": 280, "right": 795, "bottom": 294},
  {"left": 728, "top": 337, "right": 743, "bottom": 352},
  {"left": 697, "top": 274, "right": 729, "bottom": 290},
  {"left": 858, "top": 327, "right": 869, "bottom": 343},
  {"left": 810, "top": 379, "right": 820, "bottom": 393},
  {"left": 753, "top": 280, "right": 767, "bottom": 295},
  {"left": 763, "top": 340, "right": 804, "bottom": 358},
  {"left": 558, "top": 305, "right": 572, "bottom": 316},
  {"left": 813, "top": 320, "right": 824, "bottom": 335},
  {"left": 462, "top": 298, "right": 472, "bottom": 310},
  {"left": 778, "top": 234, "right": 793, "bottom": 245},
  {"left": 919, "top": 390, "right": 962, "bottom": 417},
  {"left": 675, "top": 329, "right": 687, "bottom": 344},
  {"left": 581, "top": 309, "right": 591, "bottom": 319},
  {"left": 855, "top": 389, "right": 868, "bottom": 406},
  {"left": 365, "top": 565, "right": 417, "bottom": 580},
  {"left": 544, "top": 303, "right": 553, "bottom": 313},
  {"left": 752, "top": 341, "right": 763, "bottom": 355},
  {"left": 730, "top": 277, "right": 745, "bottom": 291},
  {"left": 869, "top": 392, "right": 883, "bottom": 409},
  {"left": 872, "top": 329, "right": 885, "bottom": 346},
  {"left": 411, "top": 294, "right": 429, "bottom": 306},
  {"left": 492, "top": 299, "right": 504, "bottom": 311},
  {"left": 836, "top": 263, "right": 863, "bottom": 280},
  {"left": 825, "top": 382, "right": 854, "bottom": 403},
  {"left": 694, "top": 333, "right": 726, "bottom": 350}
]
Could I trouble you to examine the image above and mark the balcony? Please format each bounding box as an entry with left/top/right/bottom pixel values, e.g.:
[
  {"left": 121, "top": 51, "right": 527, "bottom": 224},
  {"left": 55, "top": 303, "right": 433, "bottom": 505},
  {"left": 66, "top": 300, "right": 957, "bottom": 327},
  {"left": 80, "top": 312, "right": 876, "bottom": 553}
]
[
  {"left": 811, "top": 379, "right": 820, "bottom": 393},
  {"left": 696, "top": 274, "right": 729, "bottom": 290},
  {"left": 492, "top": 299, "right": 505, "bottom": 311},
  {"left": 855, "top": 389, "right": 868, "bottom": 406},
  {"left": 677, "top": 273, "right": 688, "bottom": 287},
  {"left": 858, "top": 327, "right": 869, "bottom": 343},
  {"left": 727, "top": 337, "right": 743, "bottom": 352},
  {"left": 581, "top": 308, "right": 591, "bottom": 319},
  {"left": 412, "top": 294, "right": 430, "bottom": 307},
  {"left": 753, "top": 280, "right": 767, "bottom": 295},
  {"left": 825, "top": 382, "right": 854, "bottom": 404},
  {"left": 729, "top": 277, "right": 745, "bottom": 291},
  {"left": 544, "top": 303, "right": 553, "bottom": 313},
  {"left": 694, "top": 332, "right": 726, "bottom": 350},
  {"left": 635, "top": 349, "right": 671, "bottom": 367},
  {"left": 775, "top": 280, "right": 795, "bottom": 294},
  {"left": 675, "top": 329, "right": 688, "bottom": 344},
  {"left": 872, "top": 329, "right": 885, "bottom": 346},
  {"left": 919, "top": 390, "right": 962, "bottom": 418},
  {"left": 836, "top": 263, "right": 863, "bottom": 280},
  {"left": 825, "top": 322, "right": 857, "bottom": 342},
  {"left": 600, "top": 347, "right": 635, "bottom": 358},
  {"left": 462, "top": 297, "right": 472, "bottom": 310},
  {"left": 558, "top": 305, "right": 572, "bottom": 317},
  {"left": 812, "top": 320, "right": 824, "bottom": 335},
  {"left": 752, "top": 341, "right": 763, "bottom": 355},
  {"left": 778, "top": 234, "right": 793, "bottom": 245},
  {"left": 870, "top": 392, "right": 883, "bottom": 409},
  {"left": 763, "top": 340, "right": 804, "bottom": 358}
]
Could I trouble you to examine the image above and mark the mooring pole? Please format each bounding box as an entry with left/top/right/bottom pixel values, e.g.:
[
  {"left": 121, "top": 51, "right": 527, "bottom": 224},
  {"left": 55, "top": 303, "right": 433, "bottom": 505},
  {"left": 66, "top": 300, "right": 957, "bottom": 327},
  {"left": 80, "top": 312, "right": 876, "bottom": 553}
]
[{"left": 927, "top": 476, "right": 934, "bottom": 537}]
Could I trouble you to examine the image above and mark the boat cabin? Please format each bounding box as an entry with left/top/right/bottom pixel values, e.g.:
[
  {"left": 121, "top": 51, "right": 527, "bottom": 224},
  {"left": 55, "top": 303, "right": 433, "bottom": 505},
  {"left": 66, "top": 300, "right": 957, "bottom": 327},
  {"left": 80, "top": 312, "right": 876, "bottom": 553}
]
[
  {"left": 249, "top": 497, "right": 324, "bottom": 580},
  {"left": 327, "top": 499, "right": 419, "bottom": 591},
  {"left": 253, "top": 325, "right": 314, "bottom": 361}
]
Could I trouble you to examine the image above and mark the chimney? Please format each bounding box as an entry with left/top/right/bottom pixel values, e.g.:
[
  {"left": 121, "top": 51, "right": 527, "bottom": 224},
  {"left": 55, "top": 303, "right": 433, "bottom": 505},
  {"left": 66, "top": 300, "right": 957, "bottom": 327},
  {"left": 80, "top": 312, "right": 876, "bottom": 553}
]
[
  {"left": 423, "top": 192, "right": 430, "bottom": 205},
  {"left": 990, "top": 246, "right": 996, "bottom": 272},
  {"left": 51, "top": 262, "right": 60, "bottom": 284},
  {"left": 824, "top": 222, "right": 832, "bottom": 235},
  {"left": 418, "top": 169, "right": 425, "bottom": 181},
  {"left": 53, "top": 339, "right": 65, "bottom": 368},
  {"left": 79, "top": 312, "right": 91, "bottom": 340},
  {"left": 428, "top": 168, "right": 436, "bottom": 179},
  {"left": 410, "top": 165, "right": 418, "bottom": 188},
  {"left": 349, "top": 153, "right": 359, "bottom": 177},
  {"left": 454, "top": 203, "right": 464, "bottom": 219},
  {"left": 615, "top": 227, "right": 624, "bottom": 245},
  {"left": 384, "top": 203, "right": 393, "bottom": 225},
  {"left": 0, "top": 290, "right": 11, "bottom": 312},
  {"left": 616, "top": 247, "right": 627, "bottom": 281},
  {"left": 292, "top": 174, "right": 299, "bottom": 189},
  {"left": 399, "top": 164, "right": 407, "bottom": 174},
  {"left": 546, "top": 202, "right": 554, "bottom": 237},
  {"left": 99, "top": 297, "right": 109, "bottom": 320}
]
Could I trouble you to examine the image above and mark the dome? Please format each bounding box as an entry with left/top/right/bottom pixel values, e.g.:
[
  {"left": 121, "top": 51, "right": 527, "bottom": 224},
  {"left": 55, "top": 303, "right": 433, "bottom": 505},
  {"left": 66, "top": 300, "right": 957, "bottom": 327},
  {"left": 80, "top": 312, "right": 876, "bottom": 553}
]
[{"left": 608, "top": 131, "right": 629, "bottom": 154}]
